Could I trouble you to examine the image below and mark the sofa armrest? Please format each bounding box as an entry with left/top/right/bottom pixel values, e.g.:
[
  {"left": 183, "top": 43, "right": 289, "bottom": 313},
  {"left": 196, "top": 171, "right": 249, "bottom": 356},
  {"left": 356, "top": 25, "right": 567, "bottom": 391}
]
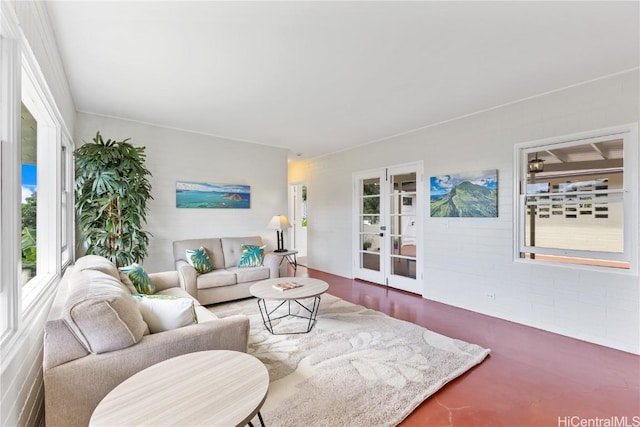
[
  {"left": 176, "top": 260, "right": 198, "bottom": 298},
  {"left": 263, "top": 253, "right": 280, "bottom": 278},
  {"left": 44, "top": 314, "right": 250, "bottom": 427},
  {"left": 148, "top": 270, "right": 180, "bottom": 292}
]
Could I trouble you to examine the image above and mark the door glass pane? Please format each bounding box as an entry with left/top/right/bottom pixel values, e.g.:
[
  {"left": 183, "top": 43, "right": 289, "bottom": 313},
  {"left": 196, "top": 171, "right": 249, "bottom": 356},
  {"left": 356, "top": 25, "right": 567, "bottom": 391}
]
[
  {"left": 360, "top": 177, "right": 380, "bottom": 271},
  {"left": 362, "top": 178, "right": 380, "bottom": 196},
  {"left": 360, "top": 251, "right": 380, "bottom": 271},
  {"left": 361, "top": 233, "right": 380, "bottom": 252},
  {"left": 360, "top": 215, "right": 379, "bottom": 231},
  {"left": 389, "top": 172, "right": 416, "bottom": 278}
]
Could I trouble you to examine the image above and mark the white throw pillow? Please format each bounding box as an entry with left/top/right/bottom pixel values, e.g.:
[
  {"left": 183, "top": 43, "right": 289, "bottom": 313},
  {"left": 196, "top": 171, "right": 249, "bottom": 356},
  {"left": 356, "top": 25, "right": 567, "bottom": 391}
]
[{"left": 134, "top": 295, "right": 197, "bottom": 333}]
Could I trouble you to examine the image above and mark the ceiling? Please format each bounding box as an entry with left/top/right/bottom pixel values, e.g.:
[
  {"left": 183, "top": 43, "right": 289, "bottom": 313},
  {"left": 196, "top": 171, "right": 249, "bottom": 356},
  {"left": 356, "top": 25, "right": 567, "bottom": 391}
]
[
  {"left": 45, "top": 1, "right": 639, "bottom": 161},
  {"left": 528, "top": 137, "right": 624, "bottom": 177},
  {"left": 531, "top": 139, "right": 624, "bottom": 164}
]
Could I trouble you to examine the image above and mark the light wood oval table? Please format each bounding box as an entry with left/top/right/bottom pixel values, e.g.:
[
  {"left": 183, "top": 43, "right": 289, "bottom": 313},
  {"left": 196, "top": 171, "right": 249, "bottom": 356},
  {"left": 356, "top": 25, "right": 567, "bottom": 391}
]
[
  {"left": 90, "top": 350, "right": 269, "bottom": 427},
  {"left": 250, "top": 277, "right": 329, "bottom": 335}
]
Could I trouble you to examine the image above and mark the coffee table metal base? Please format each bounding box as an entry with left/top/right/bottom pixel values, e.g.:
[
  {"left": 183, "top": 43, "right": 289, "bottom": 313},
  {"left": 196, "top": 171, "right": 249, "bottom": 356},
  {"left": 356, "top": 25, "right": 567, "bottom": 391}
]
[
  {"left": 248, "top": 412, "right": 266, "bottom": 427},
  {"left": 256, "top": 296, "right": 321, "bottom": 335}
]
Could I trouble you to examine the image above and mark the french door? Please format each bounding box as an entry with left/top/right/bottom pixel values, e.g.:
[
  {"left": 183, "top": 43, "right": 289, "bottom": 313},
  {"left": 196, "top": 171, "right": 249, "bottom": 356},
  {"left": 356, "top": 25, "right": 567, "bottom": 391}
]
[{"left": 353, "top": 162, "right": 422, "bottom": 294}]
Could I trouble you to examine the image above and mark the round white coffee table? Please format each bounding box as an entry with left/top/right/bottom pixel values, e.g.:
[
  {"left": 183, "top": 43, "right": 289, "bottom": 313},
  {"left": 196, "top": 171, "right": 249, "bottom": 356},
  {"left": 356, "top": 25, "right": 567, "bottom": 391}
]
[
  {"left": 250, "top": 277, "right": 329, "bottom": 335},
  {"left": 90, "top": 350, "right": 269, "bottom": 427}
]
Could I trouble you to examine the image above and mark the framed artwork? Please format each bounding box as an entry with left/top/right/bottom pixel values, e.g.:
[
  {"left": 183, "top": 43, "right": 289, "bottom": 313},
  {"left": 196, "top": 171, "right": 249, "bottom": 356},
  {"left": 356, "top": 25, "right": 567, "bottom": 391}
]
[
  {"left": 176, "top": 181, "right": 250, "bottom": 209},
  {"left": 430, "top": 169, "right": 498, "bottom": 217}
]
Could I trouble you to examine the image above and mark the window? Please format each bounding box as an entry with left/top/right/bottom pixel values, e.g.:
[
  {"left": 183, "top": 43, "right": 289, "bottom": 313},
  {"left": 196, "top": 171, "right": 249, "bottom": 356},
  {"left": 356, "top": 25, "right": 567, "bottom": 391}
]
[
  {"left": 21, "top": 102, "right": 37, "bottom": 285},
  {"left": 20, "top": 66, "right": 61, "bottom": 305},
  {"left": 61, "top": 139, "right": 72, "bottom": 268},
  {"left": 515, "top": 125, "right": 638, "bottom": 270},
  {"left": 1, "top": 4, "right": 74, "bottom": 345}
]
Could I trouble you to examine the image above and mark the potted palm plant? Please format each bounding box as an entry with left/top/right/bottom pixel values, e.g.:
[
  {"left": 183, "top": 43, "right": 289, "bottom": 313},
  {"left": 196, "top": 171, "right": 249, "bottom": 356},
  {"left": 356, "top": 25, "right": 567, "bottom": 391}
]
[{"left": 74, "top": 132, "right": 153, "bottom": 267}]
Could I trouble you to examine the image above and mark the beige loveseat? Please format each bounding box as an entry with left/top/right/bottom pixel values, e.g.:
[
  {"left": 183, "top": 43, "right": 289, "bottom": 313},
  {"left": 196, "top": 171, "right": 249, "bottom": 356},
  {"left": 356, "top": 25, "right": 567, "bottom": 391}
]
[
  {"left": 173, "top": 236, "right": 280, "bottom": 305},
  {"left": 43, "top": 255, "right": 250, "bottom": 427}
]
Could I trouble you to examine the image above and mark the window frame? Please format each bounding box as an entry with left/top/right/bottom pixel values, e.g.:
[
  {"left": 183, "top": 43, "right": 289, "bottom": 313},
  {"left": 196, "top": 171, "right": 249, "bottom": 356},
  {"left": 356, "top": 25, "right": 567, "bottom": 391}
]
[
  {"left": 21, "top": 66, "right": 60, "bottom": 303},
  {"left": 0, "top": 2, "right": 75, "bottom": 353},
  {"left": 60, "top": 136, "right": 73, "bottom": 268},
  {"left": 0, "top": 2, "right": 22, "bottom": 344},
  {"left": 514, "top": 124, "right": 638, "bottom": 273}
]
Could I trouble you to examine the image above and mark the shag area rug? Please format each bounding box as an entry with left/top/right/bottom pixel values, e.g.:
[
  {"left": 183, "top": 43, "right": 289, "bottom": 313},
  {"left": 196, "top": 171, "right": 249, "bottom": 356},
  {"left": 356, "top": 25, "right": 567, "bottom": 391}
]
[{"left": 209, "top": 293, "right": 490, "bottom": 427}]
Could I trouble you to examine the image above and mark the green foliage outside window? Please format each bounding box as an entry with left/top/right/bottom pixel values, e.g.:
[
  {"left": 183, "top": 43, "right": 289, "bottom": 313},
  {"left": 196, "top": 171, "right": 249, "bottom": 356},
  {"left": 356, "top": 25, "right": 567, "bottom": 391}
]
[
  {"left": 21, "top": 192, "right": 37, "bottom": 276},
  {"left": 301, "top": 185, "right": 308, "bottom": 227}
]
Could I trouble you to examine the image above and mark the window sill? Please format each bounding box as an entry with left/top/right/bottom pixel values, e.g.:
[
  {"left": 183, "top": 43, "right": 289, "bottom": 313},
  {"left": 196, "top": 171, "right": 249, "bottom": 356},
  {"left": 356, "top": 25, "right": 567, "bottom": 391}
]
[
  {"left": 0, "top": 273, "right": 60, "bottom": 372},
  {"left": 515, "top": 257, "right": 637, "bottom": 276},
  {"left": 22, "top": 272, "right": 58, "bottom": 313}
]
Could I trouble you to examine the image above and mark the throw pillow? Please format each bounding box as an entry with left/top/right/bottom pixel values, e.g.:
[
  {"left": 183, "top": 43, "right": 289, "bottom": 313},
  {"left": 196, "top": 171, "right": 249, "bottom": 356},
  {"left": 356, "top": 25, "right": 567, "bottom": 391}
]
[
  {"left": 238, "top": 244, "right": 265, "bottom": 268},
  {"left": 133, "top": 294, "right": 198, "bottom": 333},
  {"left": 119, "top": 264, "right": 157, "bottom": 295},
  {"left": 185, "top": 247, "right": 214, "bottom": 274},
  {"left": 118, "top": 271, "right": 138, "bottom": 294}
]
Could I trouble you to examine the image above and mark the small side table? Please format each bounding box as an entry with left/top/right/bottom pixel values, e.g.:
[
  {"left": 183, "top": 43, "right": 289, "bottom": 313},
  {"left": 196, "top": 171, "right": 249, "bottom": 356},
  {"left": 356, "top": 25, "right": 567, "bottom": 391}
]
[{"left": 270, "top": 250, "right": 298, "bottom": 277}]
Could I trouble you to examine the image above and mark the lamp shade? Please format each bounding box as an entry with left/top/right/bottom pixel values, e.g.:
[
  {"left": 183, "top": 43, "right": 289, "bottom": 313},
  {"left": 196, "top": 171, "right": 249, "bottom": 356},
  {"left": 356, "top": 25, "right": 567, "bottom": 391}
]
[{"left": 267, "top": 215, "right": 291, "bottom": 230}]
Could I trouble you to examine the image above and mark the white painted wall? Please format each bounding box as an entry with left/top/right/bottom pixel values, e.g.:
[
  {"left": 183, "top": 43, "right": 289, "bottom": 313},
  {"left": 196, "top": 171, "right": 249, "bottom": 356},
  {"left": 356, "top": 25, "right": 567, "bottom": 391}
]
[
  {"left": 290, "top": 70, "right": 640, "bottom": 354},
  {"left": 74, "top": 113, "right": 290, "bottom": 272}
]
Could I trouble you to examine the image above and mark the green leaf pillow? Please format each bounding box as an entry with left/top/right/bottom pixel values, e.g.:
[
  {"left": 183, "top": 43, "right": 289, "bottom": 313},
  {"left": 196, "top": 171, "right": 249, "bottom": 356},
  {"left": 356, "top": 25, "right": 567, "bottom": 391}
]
[
  {"left": 185, "top": 247, "right": 214, "bottom": 274},
  {"left": 238, "top": 244, "right": 265, "bottom": 268},
  {"left": 120, "top": 264, "right": 156, "bottom": 295}
]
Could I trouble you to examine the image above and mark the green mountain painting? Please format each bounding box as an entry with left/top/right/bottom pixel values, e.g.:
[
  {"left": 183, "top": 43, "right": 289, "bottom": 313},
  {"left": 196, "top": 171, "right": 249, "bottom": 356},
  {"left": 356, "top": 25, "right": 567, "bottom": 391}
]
[{"left": 430, "top": 170, "right": 498, "bottom": 217}]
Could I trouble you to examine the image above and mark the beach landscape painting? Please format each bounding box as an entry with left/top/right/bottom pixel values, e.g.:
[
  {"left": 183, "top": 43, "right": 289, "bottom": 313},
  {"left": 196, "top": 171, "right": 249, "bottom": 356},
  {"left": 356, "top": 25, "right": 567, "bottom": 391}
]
[
  {"left": 176, "top": 181, "right": 250, "bottom": 209},
  {"left": 430, "top": 170, "right": 498, "bottom": 217}
]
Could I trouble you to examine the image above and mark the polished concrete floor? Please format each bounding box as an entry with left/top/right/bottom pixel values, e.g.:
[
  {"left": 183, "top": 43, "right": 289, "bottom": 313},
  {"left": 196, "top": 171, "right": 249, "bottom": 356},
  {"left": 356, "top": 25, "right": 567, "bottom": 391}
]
[{"left": 290, "top": 265, "right": 640, "bottom": 427}]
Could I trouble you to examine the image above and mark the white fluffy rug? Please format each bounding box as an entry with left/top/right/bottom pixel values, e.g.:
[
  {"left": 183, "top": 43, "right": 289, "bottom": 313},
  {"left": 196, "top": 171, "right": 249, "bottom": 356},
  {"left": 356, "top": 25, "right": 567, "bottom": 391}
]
[{"left": 209, "top": 293, "right": 490, "bottom": 427}]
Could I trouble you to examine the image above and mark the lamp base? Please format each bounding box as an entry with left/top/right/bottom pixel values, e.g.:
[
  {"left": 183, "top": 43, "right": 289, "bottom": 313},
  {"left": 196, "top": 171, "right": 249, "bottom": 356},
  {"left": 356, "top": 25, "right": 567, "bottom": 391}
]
[{"left": 274, "top": 230, "right": 288, "bottom": 253}]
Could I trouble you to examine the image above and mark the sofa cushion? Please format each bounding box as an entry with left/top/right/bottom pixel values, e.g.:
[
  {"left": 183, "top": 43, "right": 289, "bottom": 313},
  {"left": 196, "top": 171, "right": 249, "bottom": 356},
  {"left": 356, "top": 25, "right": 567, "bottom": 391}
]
[
  {"left": 238, "top": 244, "right": 265, "bottom": 268},
  {"left": 221, "top": 236, "right": 263, "bottom": 268},
  {"left": 196, "top": 270, "right": 237, "bottom": 289},
  {"left": 155, "top": 287, "right": 201, "bottom": 305},
  {"left": 120, "top": 264, "right": 157, "bottom": 295},
  {"left": 153, "top": 288, "right": 216, "bottom": 321},
  {"left": 185, "top": 247, "right": 214, "bottom": 274},
  {"left": 134, "top": 294, "right": 198, "bottom": 333},
  {"left": 73, "top": 255, "right": 120, "bottom": 281},
  {"left": 228, "top": 266, "right": 270, "bottom": 283},
  {"left": 194, "top": 305, "right": 218, "bottom": 323},
  {"left": 64, "top": 270, "right": 147, "bottom": 354}
]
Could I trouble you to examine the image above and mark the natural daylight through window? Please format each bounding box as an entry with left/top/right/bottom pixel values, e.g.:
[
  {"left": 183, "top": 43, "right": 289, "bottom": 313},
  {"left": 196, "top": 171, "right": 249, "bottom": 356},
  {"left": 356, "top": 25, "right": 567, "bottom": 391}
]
[{"left": 516, "top": 125, "right": 638, "bottom": 270}]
